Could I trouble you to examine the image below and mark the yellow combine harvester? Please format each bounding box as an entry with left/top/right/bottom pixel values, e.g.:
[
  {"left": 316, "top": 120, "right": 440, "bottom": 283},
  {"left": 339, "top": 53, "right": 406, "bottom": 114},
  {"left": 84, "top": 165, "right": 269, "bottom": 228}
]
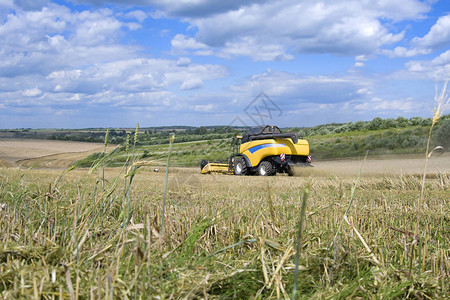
[{"left": 201, "top": 125, "right": 311, "bottom": 176}]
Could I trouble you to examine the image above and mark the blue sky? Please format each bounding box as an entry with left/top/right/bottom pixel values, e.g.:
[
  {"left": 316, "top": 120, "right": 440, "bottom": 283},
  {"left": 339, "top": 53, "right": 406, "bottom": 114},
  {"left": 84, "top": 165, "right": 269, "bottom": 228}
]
[{"left": 0, "top": 0, "right": 449, "bottom": 128}]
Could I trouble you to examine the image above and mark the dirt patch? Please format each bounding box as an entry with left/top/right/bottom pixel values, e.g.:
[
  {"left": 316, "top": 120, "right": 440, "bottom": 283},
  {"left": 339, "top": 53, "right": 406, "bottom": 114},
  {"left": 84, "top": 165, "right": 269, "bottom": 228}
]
[{"left": 0, "top": 138, "right": 109, "bottom": 168}]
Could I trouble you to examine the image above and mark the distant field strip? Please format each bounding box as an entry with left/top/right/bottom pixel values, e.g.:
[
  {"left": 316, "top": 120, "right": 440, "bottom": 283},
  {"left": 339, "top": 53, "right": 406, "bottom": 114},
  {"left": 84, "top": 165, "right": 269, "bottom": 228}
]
[
  {"left": 0, "top": 138, "right": 108, "bottom": 168},
  {"left": 312, "top": 153, "right": 450, "bottom": 176}
]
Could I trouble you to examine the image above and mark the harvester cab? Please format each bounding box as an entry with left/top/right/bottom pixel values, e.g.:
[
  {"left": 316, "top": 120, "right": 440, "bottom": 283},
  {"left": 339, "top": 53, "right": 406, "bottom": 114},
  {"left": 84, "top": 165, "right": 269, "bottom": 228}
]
[{"left": 201, "top": 125, "right": 311, "bottom": 176}]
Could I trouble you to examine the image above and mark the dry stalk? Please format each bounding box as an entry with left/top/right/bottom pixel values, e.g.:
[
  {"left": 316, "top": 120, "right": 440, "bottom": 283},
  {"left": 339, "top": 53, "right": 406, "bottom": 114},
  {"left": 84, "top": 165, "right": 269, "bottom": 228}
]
[
  {"left": 161, "top": 133, "right": 175, "bottom": 237},
  {"left": 292, "top": 189, "right": 309, "bottom": 299},
  {"left": 64, "top": 265, "right": 75, "bottom": 300},
  {"left": 344, "top": 215, "right": 381, "bottom": 266},
  {"left": 260, "top": 246, "right": 269, "bottom": 285},
  {"left": 268, "top": 245, "right": 293, "bottom": 288}
]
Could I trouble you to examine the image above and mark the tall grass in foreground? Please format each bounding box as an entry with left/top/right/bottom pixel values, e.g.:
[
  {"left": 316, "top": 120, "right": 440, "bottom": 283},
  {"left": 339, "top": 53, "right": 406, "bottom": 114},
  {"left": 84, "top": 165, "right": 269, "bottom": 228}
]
[
  {"left": 1, "top": 166, "right": 448, "bottom": 298},
  {"left": 413, "top": 81, "right": 449, "bottom": 279},
  {"left": 292, "top": 188, "right": 309, "bottom": 299},
  {"left": 0, "top": 138, "right": 449, "bottom": 297}
]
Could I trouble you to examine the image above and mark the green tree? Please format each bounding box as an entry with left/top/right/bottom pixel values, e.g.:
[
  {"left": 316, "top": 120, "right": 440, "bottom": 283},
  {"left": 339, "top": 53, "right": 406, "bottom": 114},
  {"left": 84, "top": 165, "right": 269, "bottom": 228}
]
[
  {"left": 409, "top": 117, "right": 423, "bottom": 126},
  {"left": 396, "top": 116, "right": 409, "bottom": 127},
  {"left": 348, "top": 121, "right": 365, "bottom": 131},
  {"left": 368, "top": 117, "right": 383, "bottom": 130},
  {"left": 384, "top": 118, "right": 397, "bottom": 129},
  {"left": 195, "top": 126, "right": 207, "bottom": 135}
]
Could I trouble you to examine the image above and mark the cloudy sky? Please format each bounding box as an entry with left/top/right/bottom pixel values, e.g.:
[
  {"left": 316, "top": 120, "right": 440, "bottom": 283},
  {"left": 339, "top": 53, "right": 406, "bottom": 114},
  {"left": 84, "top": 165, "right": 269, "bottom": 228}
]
[{"left": 0, "top": 0, "right": 449, "bottom": 128}]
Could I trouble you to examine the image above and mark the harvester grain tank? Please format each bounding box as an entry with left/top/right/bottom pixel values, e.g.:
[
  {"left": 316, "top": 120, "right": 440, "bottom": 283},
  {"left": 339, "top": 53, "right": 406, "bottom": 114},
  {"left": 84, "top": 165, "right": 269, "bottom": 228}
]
[{"left": 201, "top": 125, "right": 311, "bottom": 176}]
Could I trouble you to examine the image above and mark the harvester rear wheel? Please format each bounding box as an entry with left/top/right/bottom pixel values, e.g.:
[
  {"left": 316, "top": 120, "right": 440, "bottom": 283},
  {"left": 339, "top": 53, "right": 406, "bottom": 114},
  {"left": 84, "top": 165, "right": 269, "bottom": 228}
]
[
  {"left": 286, "top": 165, "right": 294, "bottom": 176},
  {"left": 258, "top": 161, "right": 275, "bottom": 176},
  {"left": 234, "top": 157, "right": 248, "bottom": 175}
]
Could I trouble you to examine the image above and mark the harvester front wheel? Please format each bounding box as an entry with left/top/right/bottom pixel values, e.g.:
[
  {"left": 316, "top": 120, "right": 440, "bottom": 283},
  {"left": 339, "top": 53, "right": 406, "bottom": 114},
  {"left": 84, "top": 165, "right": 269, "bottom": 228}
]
[
  {"left": 258, "top": 161, "right": 275, "bottom": 176},
  {"left": 234, "top": 157, "right": 248, "bottom": 175}
]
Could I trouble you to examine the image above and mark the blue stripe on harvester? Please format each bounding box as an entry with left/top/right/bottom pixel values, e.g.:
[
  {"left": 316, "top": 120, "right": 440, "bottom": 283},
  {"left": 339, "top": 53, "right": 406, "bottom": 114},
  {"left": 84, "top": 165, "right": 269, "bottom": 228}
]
[{"left": 248, "top": 143, "right": 286, "bottom": 154}]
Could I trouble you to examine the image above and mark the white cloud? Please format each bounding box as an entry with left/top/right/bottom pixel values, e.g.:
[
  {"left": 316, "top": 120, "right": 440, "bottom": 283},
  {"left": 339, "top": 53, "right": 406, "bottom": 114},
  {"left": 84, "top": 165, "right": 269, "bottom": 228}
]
[
  {"left": 0, "top": 3, "right": 230, "bottom": 127},
  {"left": 353, "top": 97, "right": 416, "bottom": 113},
  {"left": 402, "top": 50, "right": 450, "bottom": 79},
  {"left": 431, "top": 49, "right": 450, "bottom": 65},
  {"left": 42, "top": 58, "right": 226, "bottom": 99},
  {"left": 356, "top": 55, "right": 368, "bottom": 62},
  {"left": 413, "top": 14, "right": 450, "bottom": 51},
  {"left": 170, "top": 0, "right": 424, "bottom": 60},
  {"left": 0, "top": 0, "right": 442, "bottom": 128},
  {"left": 124, "top": 10, "right": 147, "bottom": 22},
  {"left": 368, "top": 0, "right": 429, "bottom": 21},
  {"left": 229, "top": 71, "right": 368, "bottom": 107},
  {"left": 382, "top": 46, "right": 430, "bottom": 58},
  {"left": 194, "top": 104, "right": 214, "bottom": 112},
  {"left": 71, "top": 8, "right": 123, "bottom": 46},
  {"left": 22, "top": 87, "right": 42, "bottom": 97},
  {"left": 171, "top": 34, "right": 213, "bottom": 56},
  {"left": 68, "top": 94, "right": 81, "bottom": 102},
  {"left": 66, "top": 0, "right": 433, "bottom": 62},
  {"left": 356, "top": 88, "right": 371, "bottom": 96},
  {"left": 74, "top": 0, "right": 264, "bottom": 18},
  {"left": 220, "top": 37, "right": 294, "bottom": 61},
  {"left": 353, "top": 55, "right": 368, "bottom": 67},
  {"left": 176, "top": 57, "right": 191, "bottom": 66},
  {"left": 43, "top": 58, "right": 226, "bottom": 94},
  {"left": 75, "top": 0, "right": 429, "bottom": 23},
  {"left": 13, "top": 0, "right": 48, "bottom": 11},
  {"left": 382, "top": 14, "right": 450, "bottom": 59},
  {"left": 63, "top": 1, "right": 432, "bottom": 61},
  {"left": 0, "top": 4, "right": 140, "bottom": 77},
  {"left": 0, "top": 0, "right": 14, "bottom": 8},
  {"left": 125, "top": 22, "right": 141, "bottom": 30},
  {"left": 180, "top": 78, "right": 203, "bottom": 90}
]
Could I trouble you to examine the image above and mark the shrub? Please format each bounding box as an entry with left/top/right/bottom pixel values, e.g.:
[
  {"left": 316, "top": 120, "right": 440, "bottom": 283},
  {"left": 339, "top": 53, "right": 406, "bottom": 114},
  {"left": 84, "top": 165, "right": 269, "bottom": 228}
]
[
  {"left": 402, "top": 136, "right": 420, "bottom": 148},
  {"left": 142, "top": 149, "right": 150, "bottom": 158}
]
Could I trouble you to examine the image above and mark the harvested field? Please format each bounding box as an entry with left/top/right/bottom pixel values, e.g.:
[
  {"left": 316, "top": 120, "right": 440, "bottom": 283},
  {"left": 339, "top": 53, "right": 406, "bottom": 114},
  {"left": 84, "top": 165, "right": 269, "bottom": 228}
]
[
  {"left": 0, "top": 138, "right": 109, "bottom": 168},
  {"left": 0, "top": 139, "right": 449, "bottom": 298},
  {"left": 308, "top": 153, "right": 450, "bottom": 176},
  {"left": 0, "top": 149, "right": 449, "bottom": 298}
]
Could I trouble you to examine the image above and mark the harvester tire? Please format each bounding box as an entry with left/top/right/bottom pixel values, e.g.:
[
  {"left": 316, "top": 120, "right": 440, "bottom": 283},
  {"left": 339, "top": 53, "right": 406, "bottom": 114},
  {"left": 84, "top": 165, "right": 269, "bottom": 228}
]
[
  {"left": 286, "top": 166, "right": 294, "bottom": 176},
  {"left": 258, "top": 161, "right": 275, "bottom": 176},
  {"left": 234, "top": 157, "right": 247, "bottom": 175}
]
